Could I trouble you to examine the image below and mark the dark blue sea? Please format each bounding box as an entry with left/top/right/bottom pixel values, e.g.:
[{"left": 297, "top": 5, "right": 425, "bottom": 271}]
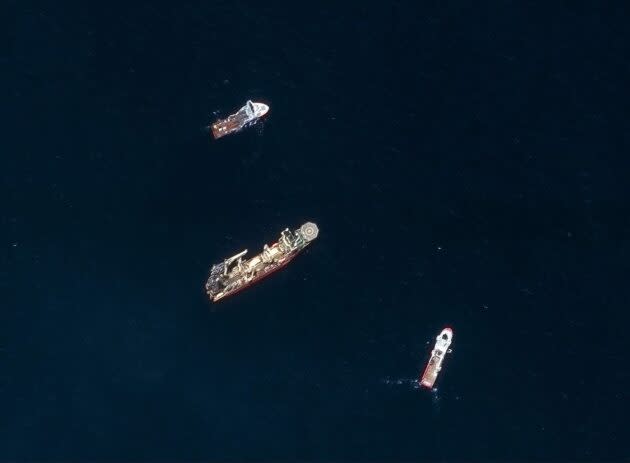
[{"left": 4, "top": 2, "right": 629, "bottom": 461}]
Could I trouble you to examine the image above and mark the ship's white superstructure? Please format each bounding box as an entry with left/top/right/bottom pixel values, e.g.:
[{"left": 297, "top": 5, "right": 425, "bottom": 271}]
[
  {"left": 419, "top": 327, "right": 453, "bottom": 389},
  {"left": 244, "top": 100, "right": 269, "bottom": 121}
]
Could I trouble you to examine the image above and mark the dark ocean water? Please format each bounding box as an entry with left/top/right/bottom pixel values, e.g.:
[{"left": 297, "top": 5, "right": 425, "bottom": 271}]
[{"left": 3, "top": 2, "right": 629, "bottom": 461}]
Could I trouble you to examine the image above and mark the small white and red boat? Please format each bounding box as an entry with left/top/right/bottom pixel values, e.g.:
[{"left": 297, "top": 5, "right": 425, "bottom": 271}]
[
  {"left": 419, "top": 327, "right": 453, "bottom": 389},
  {"left": 210, "top": 100, "right": 269, "bottom": 139}
]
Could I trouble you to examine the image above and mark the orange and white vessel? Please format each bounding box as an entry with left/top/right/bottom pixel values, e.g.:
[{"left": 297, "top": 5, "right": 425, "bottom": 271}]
[
  {"left": 210, "top": 100, "right": 269, "bottom": 139},
  {"left": 205, "top": 222, "right": 318, "bottom": 302},
  {"left": 419, "top": 327, "right": 453, "bottom": 389}
]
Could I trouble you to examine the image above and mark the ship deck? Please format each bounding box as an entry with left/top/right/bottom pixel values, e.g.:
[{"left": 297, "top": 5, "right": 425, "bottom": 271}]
[{"left": 420, "top": 356, "right": 440, "bottom": 388}]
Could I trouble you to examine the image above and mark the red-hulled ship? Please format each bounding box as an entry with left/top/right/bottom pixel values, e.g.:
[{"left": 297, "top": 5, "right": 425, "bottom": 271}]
[
  {"left": 210, "top": 100, "right": 269, "bottom": 139},
  {"left": 420, "top": 327, "right": 453, "bottom": 389},
  {"left": 205, "top": 222, "right": 318, "bottom": 302}
]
